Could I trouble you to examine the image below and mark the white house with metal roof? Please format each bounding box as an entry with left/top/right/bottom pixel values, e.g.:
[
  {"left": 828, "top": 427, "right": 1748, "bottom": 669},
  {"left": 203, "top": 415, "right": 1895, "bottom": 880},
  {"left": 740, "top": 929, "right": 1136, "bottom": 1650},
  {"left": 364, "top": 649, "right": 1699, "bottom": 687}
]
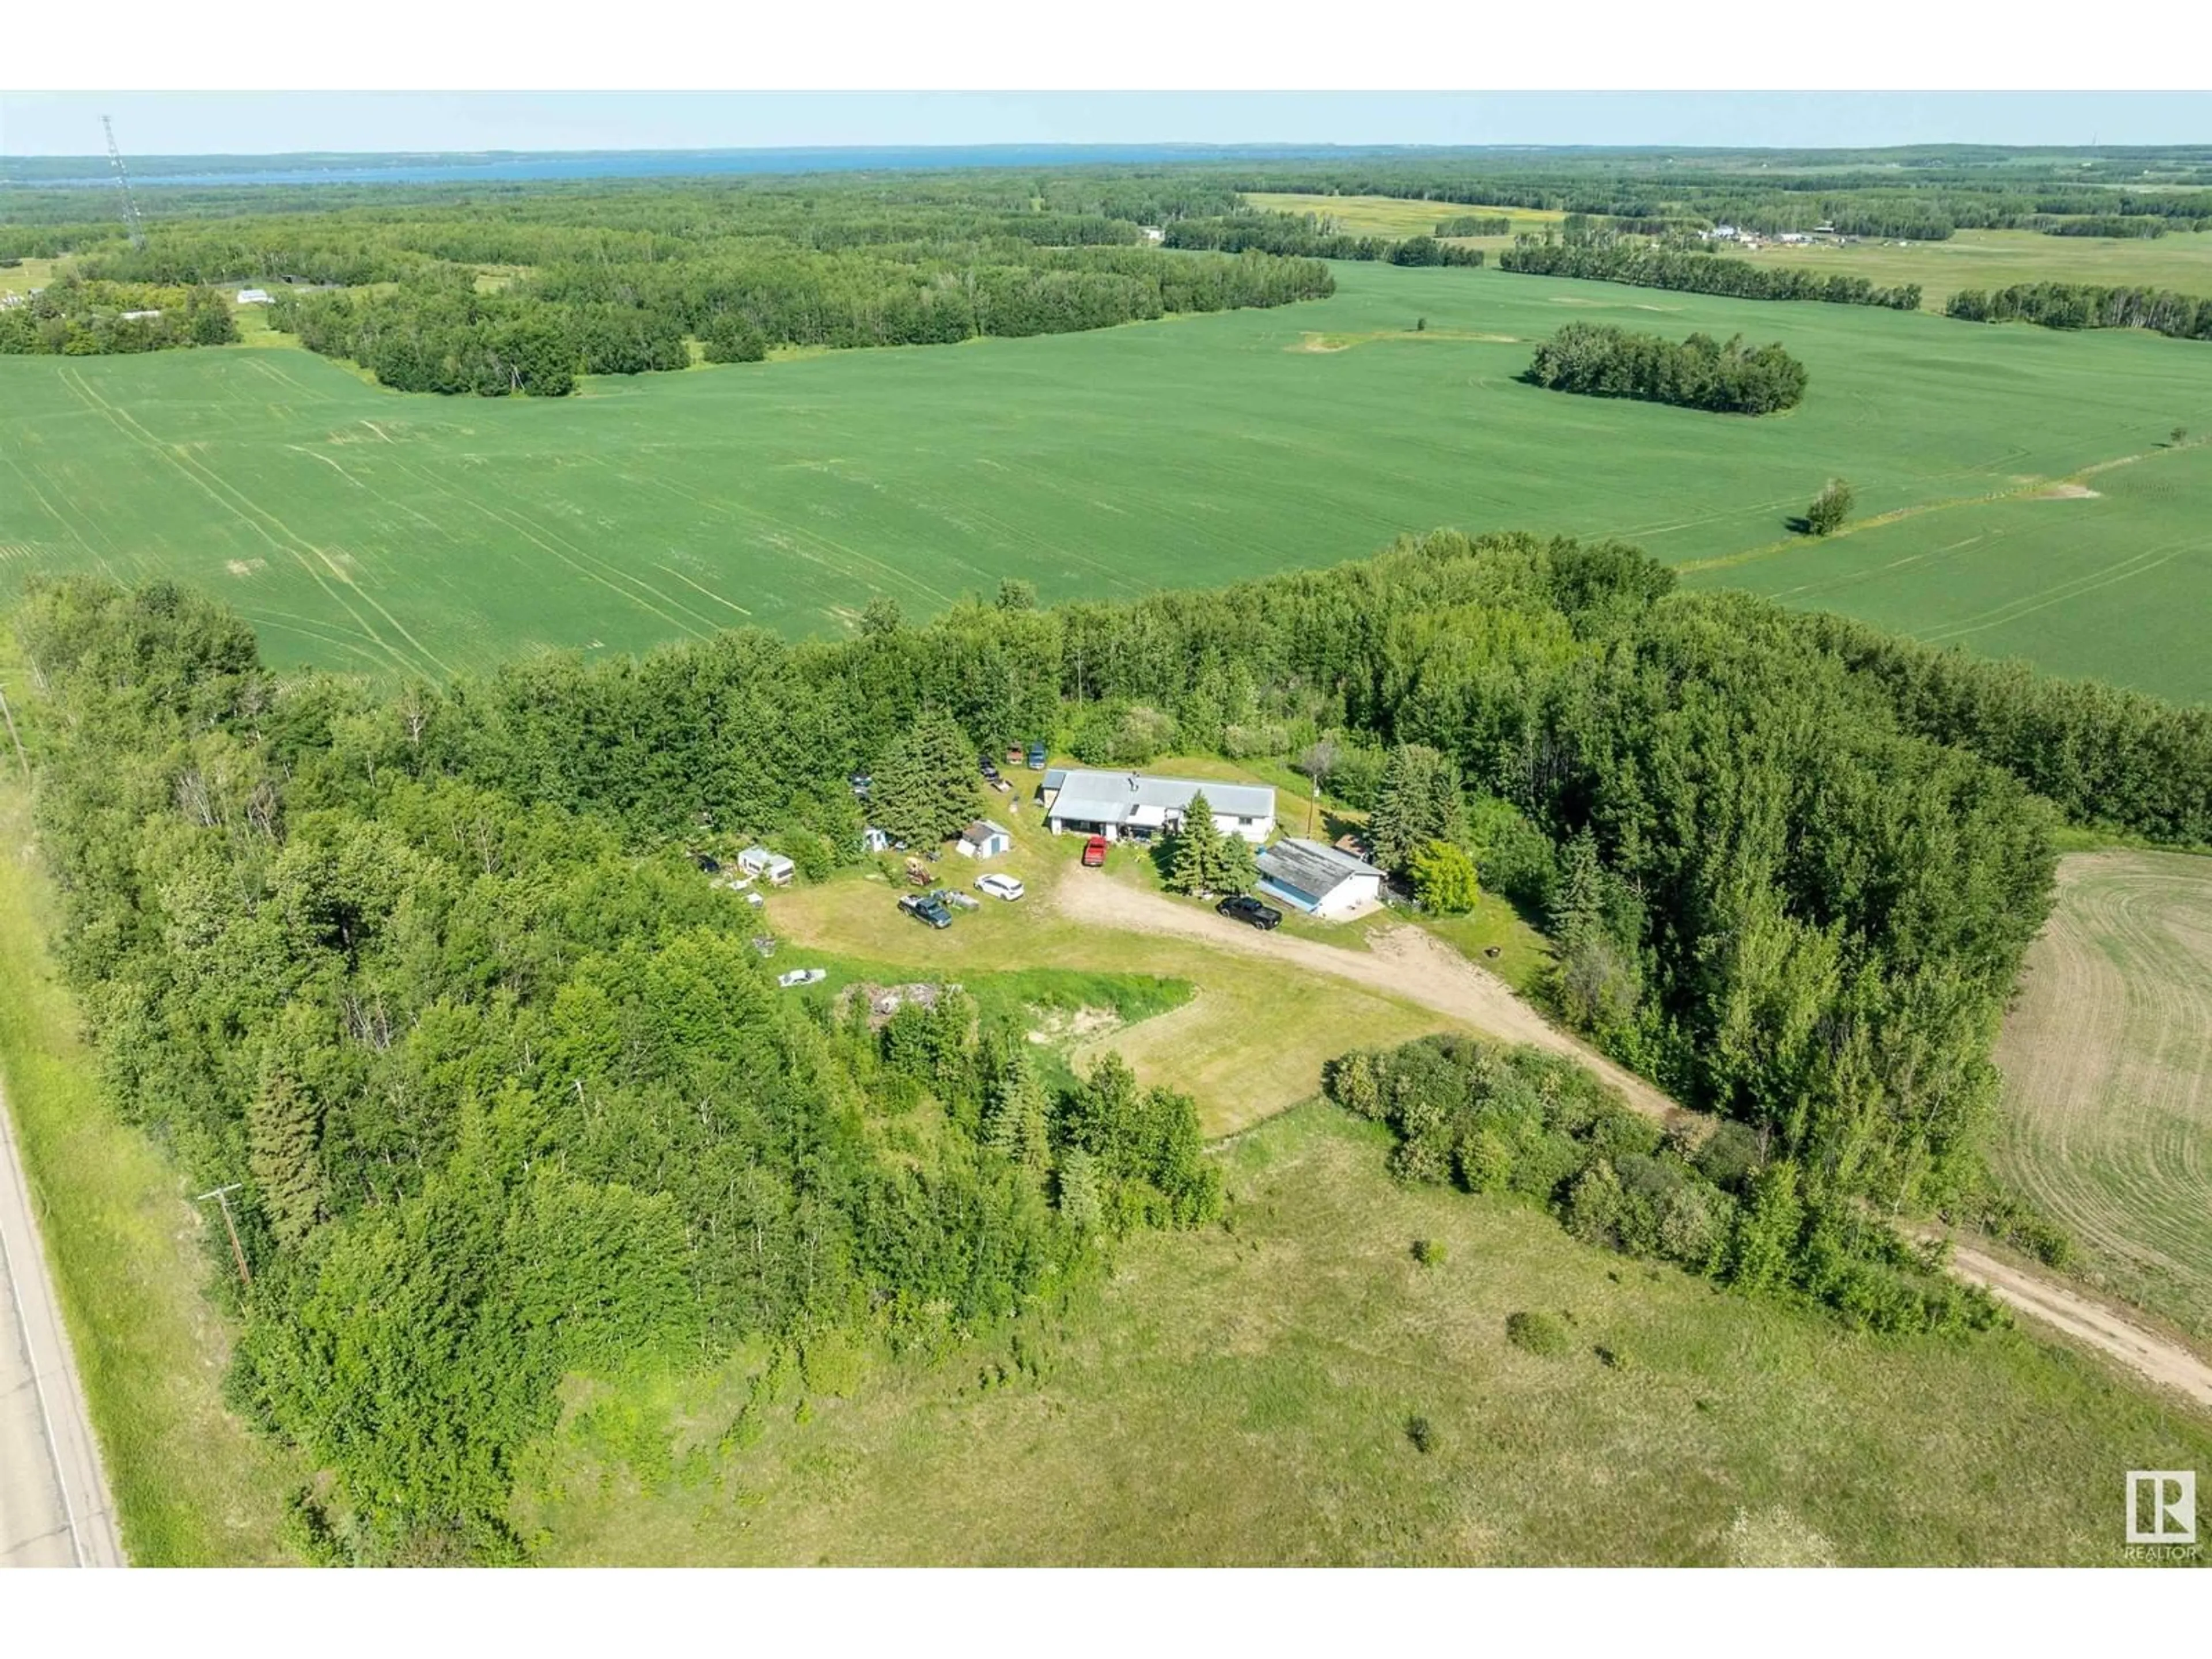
[
  {"left": 1256, "top": 838, "right": 1385, "bottom": 920},
  {"left": 1039, "top": 768, "right": 1274, "bottom": 844}
]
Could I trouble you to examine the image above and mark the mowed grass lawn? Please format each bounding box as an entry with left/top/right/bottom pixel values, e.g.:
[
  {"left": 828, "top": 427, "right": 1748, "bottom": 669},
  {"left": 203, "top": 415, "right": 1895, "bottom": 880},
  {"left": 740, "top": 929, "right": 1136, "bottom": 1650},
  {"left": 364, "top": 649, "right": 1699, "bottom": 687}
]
[
  {"left": 5, "top": 259, "right": 2211, "bottom": 697},
  {"left": 765, "top": 813, "right": 1455, "bottom": 1137},
  {"left": 1994, "top": 849, "right": 2212, "bottom": 1345},
  {"left": 522, "top": 1103, "right": 2212, "bottom": 1566}
]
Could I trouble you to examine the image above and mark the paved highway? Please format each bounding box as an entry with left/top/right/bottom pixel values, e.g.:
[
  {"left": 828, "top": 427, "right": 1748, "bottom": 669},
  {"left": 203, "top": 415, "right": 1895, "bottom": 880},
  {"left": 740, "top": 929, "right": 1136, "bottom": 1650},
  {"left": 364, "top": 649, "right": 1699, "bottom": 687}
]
[{"left": 0, "top": 1071, "right": 123, "bottom": 1567}]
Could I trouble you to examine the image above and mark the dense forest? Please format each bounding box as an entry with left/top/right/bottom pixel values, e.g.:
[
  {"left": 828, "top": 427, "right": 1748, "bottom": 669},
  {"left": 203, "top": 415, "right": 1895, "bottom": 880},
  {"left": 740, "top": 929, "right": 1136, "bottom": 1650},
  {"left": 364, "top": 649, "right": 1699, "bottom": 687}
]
[
  {"left": 1945, "top": 281, "right": 2212, "bottom": 341},
  {"left": 1214, "top": 150, "right": 2212, "bottom": 240},
  {"left": 268, "top": 241, "right": 1331, "bottom": 396},
  {"left": 1497, "top": 235, "right": 1922, "bottom": 309},
  {"left": 19, "top": 524, "right": 2209, "bottom": 1555},
  {"left": 0, "top": 272, "right": 237, "bottom": 355},
  {"left": 1523, "top": 324, "right": 1808, "bottom": 415},
  {"left": 0, "top": 172, "right": 1329, "bottom": 385}
]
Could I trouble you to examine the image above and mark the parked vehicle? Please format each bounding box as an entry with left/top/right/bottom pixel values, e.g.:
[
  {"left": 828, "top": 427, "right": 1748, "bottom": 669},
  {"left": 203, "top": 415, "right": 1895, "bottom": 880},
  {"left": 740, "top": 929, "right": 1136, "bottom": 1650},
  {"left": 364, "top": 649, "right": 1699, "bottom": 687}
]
[
  {"left": 1081, "top": 835, "right": 1109, "bottom": 868},
  {"left": 776, "top": 968, "right": 828, "bottom": 988},
  {"left": 976, "top": 873, "right": 1025, "bottom": 902},
  {"left": 979, "top": 755, "right": 1002, "bottom": 782},
  {"left": 1027, "top": 742, "right": 1048, "bottom": 769},
  {"left": 1217, "top": 894, "right": 1283, "bottom": 931},
  {"left": 899, "top": 893, "right": 953, "bottom": 929},
  {"left": 939, "top": 889, "right": 982, "bottom": 911},
  {"left": 849, "top": 771, "right": 872, "bottom": 798},
  {"left": 904, "top": 857, "right": 933, "bottom": 887}
]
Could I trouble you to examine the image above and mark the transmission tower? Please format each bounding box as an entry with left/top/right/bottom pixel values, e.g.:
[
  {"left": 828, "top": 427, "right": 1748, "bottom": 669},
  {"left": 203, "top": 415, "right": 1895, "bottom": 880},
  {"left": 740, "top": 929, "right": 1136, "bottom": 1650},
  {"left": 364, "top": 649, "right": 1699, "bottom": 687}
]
[{"left": 101, "top": 115, "right": 147, "bottom": 248}]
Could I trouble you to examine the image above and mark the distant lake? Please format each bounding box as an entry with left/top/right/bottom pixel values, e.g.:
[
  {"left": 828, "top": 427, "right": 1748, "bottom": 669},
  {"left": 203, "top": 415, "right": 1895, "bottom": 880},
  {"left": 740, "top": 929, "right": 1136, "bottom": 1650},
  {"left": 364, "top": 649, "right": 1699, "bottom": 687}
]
[{"left": 14, "top": 144, "right": 1340, "bottom": 190}]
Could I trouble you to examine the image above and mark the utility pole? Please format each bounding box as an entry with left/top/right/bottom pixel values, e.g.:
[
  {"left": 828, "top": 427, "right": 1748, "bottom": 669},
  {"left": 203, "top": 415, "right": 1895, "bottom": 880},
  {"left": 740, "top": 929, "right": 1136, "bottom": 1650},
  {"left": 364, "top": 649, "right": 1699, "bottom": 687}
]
[
  {"left": 194, "top": 1184, "right": 252, "bottom": 1289},
  {"left": 0, "top": 683, "right": 26, "bottom": 781}
]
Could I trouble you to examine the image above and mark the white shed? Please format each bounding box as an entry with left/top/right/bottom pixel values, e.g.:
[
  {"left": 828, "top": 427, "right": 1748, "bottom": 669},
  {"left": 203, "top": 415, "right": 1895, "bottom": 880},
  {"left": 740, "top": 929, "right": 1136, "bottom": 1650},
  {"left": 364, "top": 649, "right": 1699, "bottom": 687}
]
[
  {"left": 861, "top": 826, "right": 892, "bottom": 854},
  {"left": 956, "top": 819, "right": 1013, "bottom": 859},
  {"left": 236, "top": 288, "right": 275, "bottom": 305}
]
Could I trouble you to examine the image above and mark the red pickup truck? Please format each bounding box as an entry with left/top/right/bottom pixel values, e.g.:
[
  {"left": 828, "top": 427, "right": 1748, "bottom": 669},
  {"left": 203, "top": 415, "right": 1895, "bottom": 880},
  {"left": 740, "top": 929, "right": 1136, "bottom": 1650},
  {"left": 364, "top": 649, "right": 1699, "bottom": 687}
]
[{"left": 1081, "top": 835, "right": 1109, "bottom": 868}]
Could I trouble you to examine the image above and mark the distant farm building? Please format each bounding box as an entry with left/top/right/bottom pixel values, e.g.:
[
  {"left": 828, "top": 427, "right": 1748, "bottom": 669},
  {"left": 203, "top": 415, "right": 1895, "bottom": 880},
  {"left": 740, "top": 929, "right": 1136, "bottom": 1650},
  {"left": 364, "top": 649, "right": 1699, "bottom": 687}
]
[
  {"left": 956, "top": 819, "right": 1013, "bottom": 859},
  {"left": 1256, "top": 838, "right": 1385, "bottom": 921},
  {"left": 738, "top": 845, "right": 795, "bottom": 885},
  {"left": 1039, "top": 768, "right": 1274, "bottom": 844},
  {"left": 236, "top": 288, "right": 274, "bottom": 305}
]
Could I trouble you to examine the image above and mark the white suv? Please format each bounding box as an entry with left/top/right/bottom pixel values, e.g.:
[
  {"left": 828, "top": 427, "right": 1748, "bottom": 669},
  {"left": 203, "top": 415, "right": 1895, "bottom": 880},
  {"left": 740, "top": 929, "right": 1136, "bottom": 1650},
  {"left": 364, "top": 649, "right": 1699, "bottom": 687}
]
[{"left": 975, "top": 873, "right": 1025, "bottom": 902}]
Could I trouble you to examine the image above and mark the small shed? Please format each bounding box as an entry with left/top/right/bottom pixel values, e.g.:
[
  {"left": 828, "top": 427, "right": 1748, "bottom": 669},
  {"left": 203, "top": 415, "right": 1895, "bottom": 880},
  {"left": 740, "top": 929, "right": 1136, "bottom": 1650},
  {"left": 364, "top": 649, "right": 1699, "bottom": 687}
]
[
  {"left": 236, "top": 288, "right": 274, "bottom": 305},
  {"left": 738, "top": 845, "right": 796, "bottom": 886},
  {"left": 956, "top": 819, "right": 1013, "bottom": 860},
  {"left": 861, "top": 826, "right": 892, "bottom": 854}
]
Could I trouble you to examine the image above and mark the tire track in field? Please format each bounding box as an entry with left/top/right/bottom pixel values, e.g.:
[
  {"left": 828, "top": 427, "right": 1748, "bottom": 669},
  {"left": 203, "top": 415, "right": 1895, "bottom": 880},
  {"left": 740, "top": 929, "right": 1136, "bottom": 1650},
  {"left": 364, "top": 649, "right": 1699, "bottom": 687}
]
[
  {"left": 590, "top": 457, "right": 961, "bottom": 610},
  {"left": 54, "top": 369, "right": 445, "bottom": 679},
  {"left": 1915, "top": 540, "right": 2193, "bottom": 645},
  {"left": 0, "top": 456, "right": 122, "bottom": 582},
  {"left": 376, "top": 454, "right": 720, "bottom": 642}
]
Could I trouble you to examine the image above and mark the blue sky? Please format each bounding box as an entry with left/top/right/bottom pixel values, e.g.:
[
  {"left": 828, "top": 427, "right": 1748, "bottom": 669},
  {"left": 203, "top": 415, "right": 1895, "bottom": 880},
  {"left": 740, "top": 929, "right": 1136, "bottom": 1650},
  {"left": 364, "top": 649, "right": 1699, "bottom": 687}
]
[{"left": 4, "top": 92, "right": 2210, "bottom": 156}]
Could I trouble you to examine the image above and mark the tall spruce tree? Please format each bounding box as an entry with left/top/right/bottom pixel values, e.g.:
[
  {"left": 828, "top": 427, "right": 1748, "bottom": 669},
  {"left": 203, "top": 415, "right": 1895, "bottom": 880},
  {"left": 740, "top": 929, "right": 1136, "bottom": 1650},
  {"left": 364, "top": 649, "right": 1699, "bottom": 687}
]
[
  {"left": 983, "top": 1042, "right": 1052, "bottom": 1174},
  {"left": 1370, "top": 744, "right": 1467, "bottom": 873},
  {"left": 248, "top": 1060, "right": 325, "bottom": 1248},
  {"left": 1215, "top": 830, "right": 1259, "bottom": 895},
  {"left": 873, "top": 706, "right": 976, "bottom": 847},
  {"left": 1168, "top": 791, "right": 1223, "bottom": 893}
]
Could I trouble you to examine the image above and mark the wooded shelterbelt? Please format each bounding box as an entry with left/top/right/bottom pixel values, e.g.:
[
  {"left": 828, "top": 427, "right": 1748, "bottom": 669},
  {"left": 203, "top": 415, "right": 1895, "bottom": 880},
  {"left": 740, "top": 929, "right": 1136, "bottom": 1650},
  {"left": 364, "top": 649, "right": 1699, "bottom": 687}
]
[
  {"left": 1524, "top": 324, "right": 1808, "bottom": 415},
  {"left": 16, "top": 527, "right": 2207, "bottom": 1557},
  {"left": 1498, "top": 236, "right": 1922, "bottom": 310},
  {"left": 1164, "top": 211, "right": 1484, "bottom": 267},
  {"left": 1945, "top": 281, "right": 2212, "bottom": 341}
]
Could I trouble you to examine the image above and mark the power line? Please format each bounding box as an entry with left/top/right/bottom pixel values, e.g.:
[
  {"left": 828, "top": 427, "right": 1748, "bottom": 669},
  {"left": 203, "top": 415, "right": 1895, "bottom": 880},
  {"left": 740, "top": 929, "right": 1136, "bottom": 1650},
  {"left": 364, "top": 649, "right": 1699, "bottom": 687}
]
[{"left": 193, "top": 1184, "right": 252, "bottom": 1289}]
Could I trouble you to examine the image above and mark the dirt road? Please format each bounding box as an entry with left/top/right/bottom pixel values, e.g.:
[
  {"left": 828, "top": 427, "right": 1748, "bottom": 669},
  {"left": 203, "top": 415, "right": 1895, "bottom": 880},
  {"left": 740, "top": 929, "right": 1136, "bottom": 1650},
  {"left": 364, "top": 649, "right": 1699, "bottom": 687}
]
[
  {"left": 1054, "top": 876, "right": 1688, "bottom": 1125},
  {"left": 1942, "top": 1240, "right": 2212, "bottom": 1411},
  {"left": 0, "top": 1071, "right": 124, "bottom": 1566},
  {"left": 1052, "top": 875, "right": 2212, "bottom": 1415}
]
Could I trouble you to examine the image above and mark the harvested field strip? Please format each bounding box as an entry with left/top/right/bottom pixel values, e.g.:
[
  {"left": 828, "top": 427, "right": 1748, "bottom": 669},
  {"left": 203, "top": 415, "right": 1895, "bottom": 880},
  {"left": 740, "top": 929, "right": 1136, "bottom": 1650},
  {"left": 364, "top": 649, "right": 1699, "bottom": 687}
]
[{"left": 1993, "top": 850, "right": 2212, "bottom": 1343}]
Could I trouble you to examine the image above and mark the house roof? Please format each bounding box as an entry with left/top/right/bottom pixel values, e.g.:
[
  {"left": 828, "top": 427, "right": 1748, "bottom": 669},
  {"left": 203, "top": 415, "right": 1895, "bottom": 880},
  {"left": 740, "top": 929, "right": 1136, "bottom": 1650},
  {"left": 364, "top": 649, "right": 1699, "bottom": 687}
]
[
  {"left": 1046, "top": 769, "right": 1274, "bottom": 826},
  {"left": 963, "top": 819, "right": 1010, "bottom": 843},
  {"left": 1257, "top": 837, "right": 1382, "bottom": 898}
]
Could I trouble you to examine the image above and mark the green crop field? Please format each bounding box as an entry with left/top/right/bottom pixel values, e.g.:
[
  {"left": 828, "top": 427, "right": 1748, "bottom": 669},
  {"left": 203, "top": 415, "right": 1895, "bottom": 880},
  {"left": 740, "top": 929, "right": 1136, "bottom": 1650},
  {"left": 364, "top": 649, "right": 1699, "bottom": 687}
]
[
  {"left": 1994, "top": 850, "right": 2212, "bottom": 1344},
  {"left": 3, "top": 259, "right": 2210, "bottom": 698},
  {"left": 518, "top": 1103, "right": 2212, "bottom": 1566}
]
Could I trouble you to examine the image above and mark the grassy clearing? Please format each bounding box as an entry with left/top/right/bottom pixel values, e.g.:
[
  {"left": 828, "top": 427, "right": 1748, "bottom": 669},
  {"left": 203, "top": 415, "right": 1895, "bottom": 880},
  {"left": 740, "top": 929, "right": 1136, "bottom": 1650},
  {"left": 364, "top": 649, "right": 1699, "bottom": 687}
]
[
  {"left": 767, "top": 810, "right": 1453, "bottom": 1137},
  {"left": 521, "top": 1101, "right": 2212, "bottom": 1566},
  {"left": 1751, "top": 227, "right": 2212, "bottom": 309},
  {"left": 0, "top": 767, "right": 298, "bottom": 1564},
  {"left": 5, "top": 259, "right": 2210, "bottom": 696},
  {"left": 1993, "top": 849, "right": 2212, "bottom": 1343},
  {"left": 0, "top": 256, "right": 58, "bottom": 296},
  {"left": 1245, "top": 190, "right": 1564, "bottom": 246}
]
